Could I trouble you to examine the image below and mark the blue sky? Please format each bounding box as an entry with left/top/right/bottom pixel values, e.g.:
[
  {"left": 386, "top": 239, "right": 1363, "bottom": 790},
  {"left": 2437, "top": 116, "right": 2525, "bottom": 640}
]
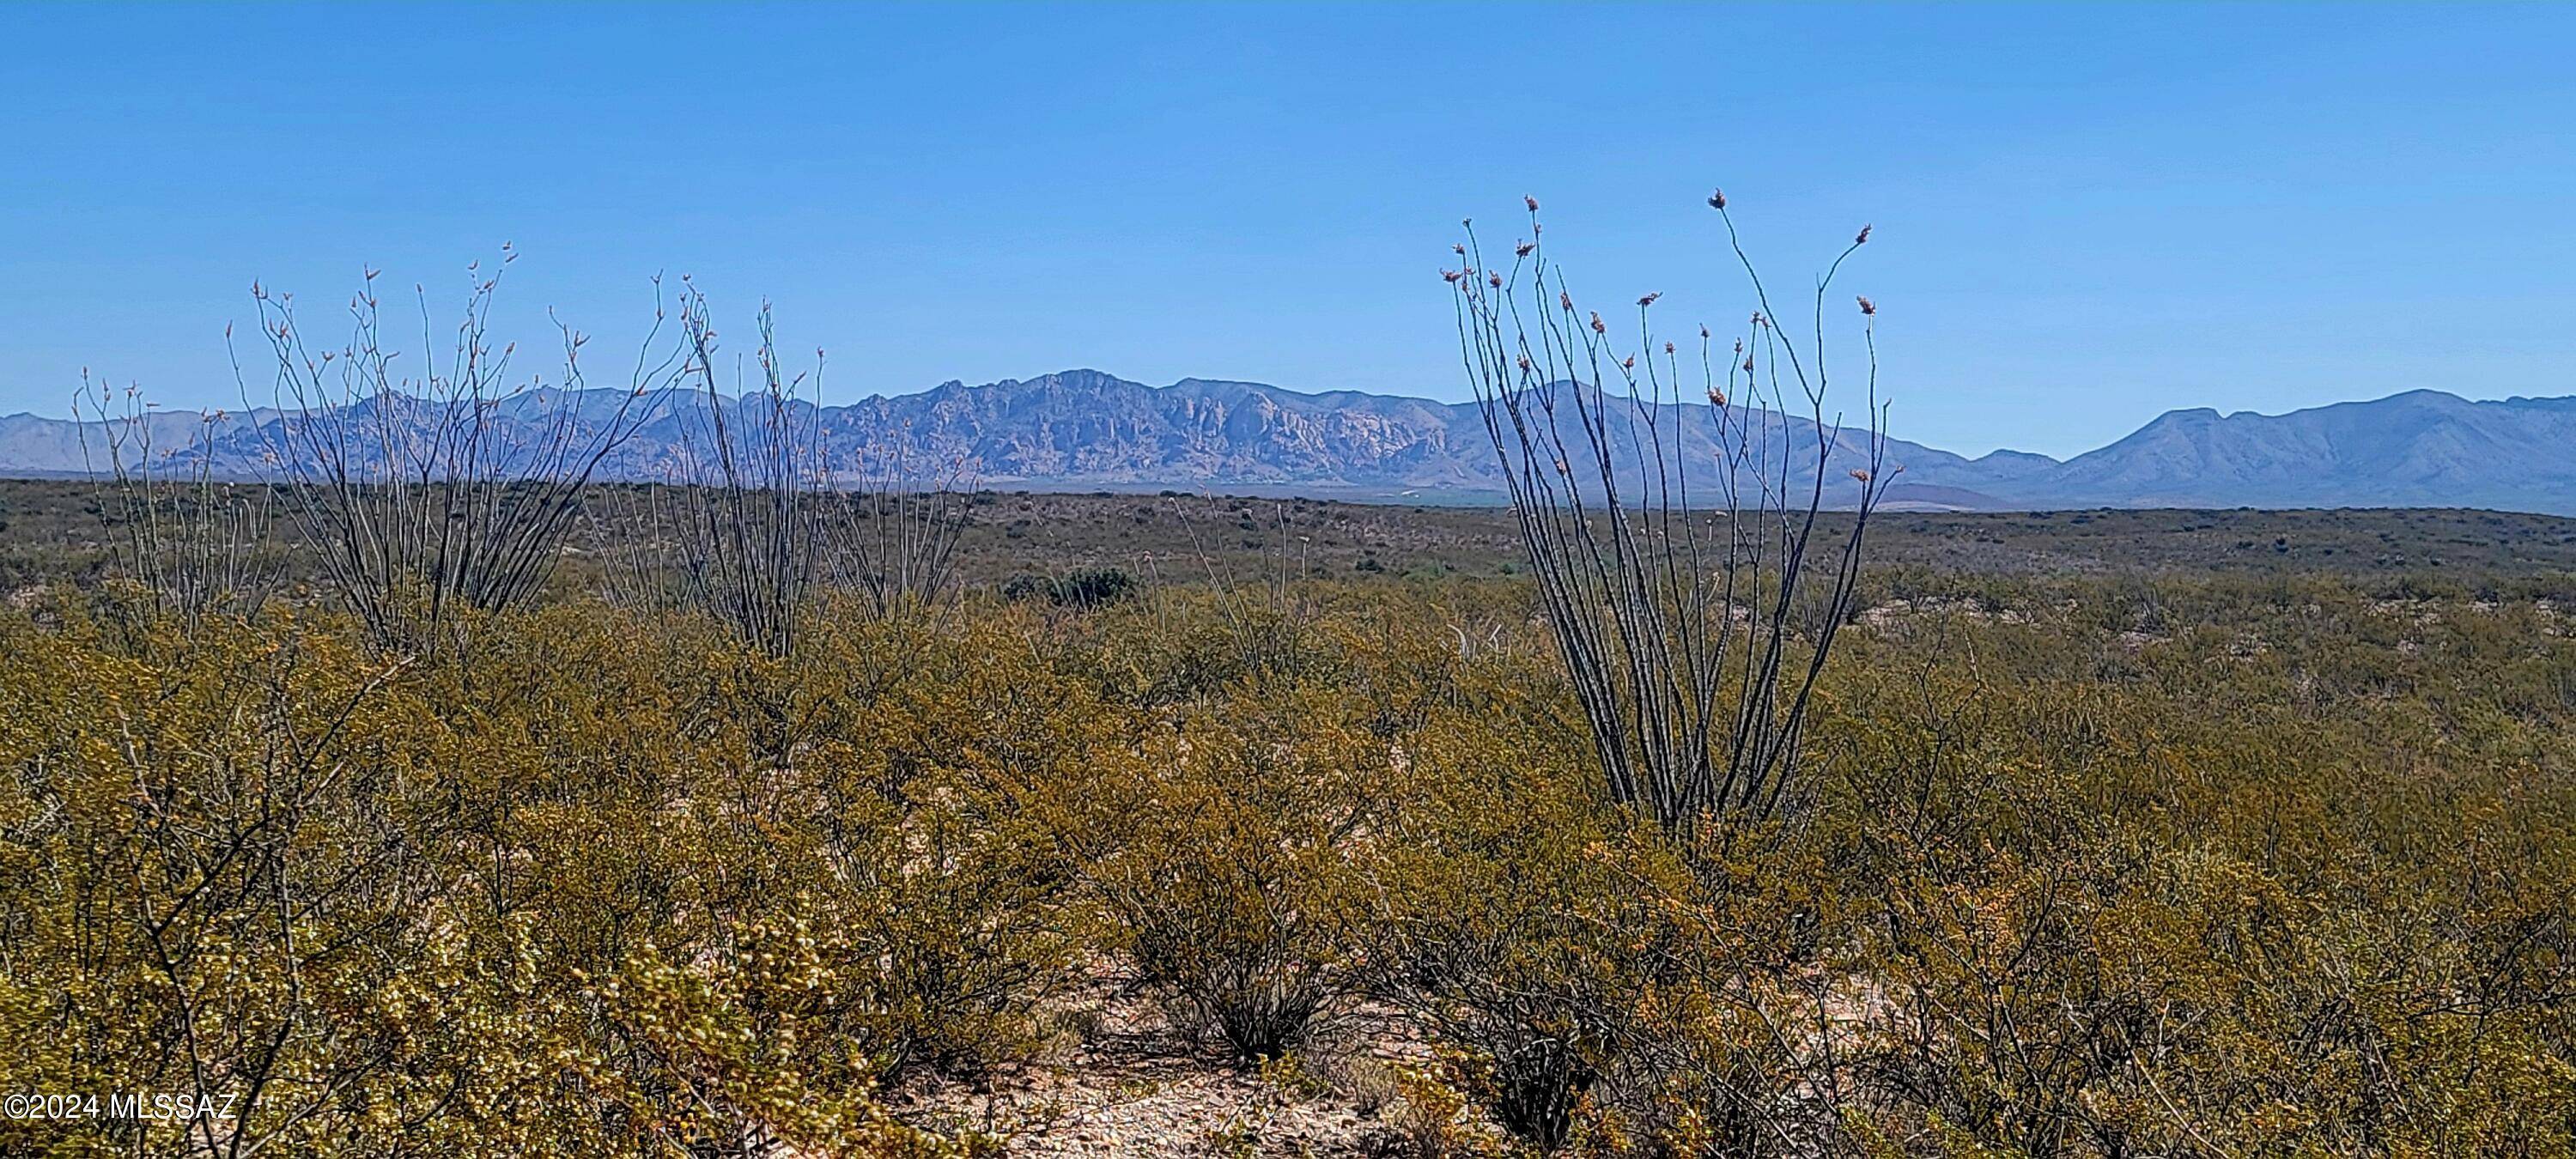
[{"left": 4, "top": 2, "right": 2571, "bottom": 457}]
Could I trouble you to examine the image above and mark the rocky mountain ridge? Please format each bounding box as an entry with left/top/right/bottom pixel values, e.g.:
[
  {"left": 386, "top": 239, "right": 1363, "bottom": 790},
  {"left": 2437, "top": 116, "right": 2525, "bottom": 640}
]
[{"left": 6, "top": 372, "right": 2573, "bottom": 513}]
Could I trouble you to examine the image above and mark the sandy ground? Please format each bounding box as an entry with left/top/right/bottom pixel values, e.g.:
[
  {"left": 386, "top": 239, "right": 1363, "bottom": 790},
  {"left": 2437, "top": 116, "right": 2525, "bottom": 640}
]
[{"left": 890, "top": 971, "right": 1456, "bottom": 1156}]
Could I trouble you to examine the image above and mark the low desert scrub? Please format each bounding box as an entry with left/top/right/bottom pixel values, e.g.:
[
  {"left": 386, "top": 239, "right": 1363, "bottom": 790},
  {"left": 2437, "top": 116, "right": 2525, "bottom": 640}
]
[
  {"left": 3, "top": 571, "right": 2574, "bottom": 1153},
  {"left": 1084, "top": 683, "right": 1388, "bottom": 1061}
]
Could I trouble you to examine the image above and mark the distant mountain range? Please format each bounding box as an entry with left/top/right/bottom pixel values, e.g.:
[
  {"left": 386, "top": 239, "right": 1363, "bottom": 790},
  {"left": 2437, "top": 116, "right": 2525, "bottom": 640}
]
[{"left": 5, "top": 371, "right": 2575, "bottom": 513}]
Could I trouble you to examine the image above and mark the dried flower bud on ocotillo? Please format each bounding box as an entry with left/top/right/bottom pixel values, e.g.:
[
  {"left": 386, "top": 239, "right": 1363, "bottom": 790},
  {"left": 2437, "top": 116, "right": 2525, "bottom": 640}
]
[
  {"left": 1856, "top": 295, "right": 1876, "bottom": 315},
  {"left": 1515, "top": 240, "right": 1534, "bottom": 258},
  {"left": 1488, "top": 270, "right": 1503, "bottom": 288},
  {"left": 1708, "top": 387, "right": 1728, "bottom": 407},
  {"left": 1707, "top": 188, "right": 1726, "bottom": 209},
  {"left": 1525, "top": 195, "right": 1539, "bottom": 212},
  {"left": 1560, "top": 291, "right": 1575, "bottom": 313},
  {"left": 1855, "top": 224, "right": 1872, "bottom": 245},
  {"left": 1665, "top": 341, "right": 1676, "bottom": 355},
  {"left": 1589, "top": 312, "right": 1607, "bottom": 334},
  {"left": 1637, "top": 292, "right": 1661, "bottom": 307},
  {"left": 1850, "top": 468, "right": 1873, "bottom": 482}
]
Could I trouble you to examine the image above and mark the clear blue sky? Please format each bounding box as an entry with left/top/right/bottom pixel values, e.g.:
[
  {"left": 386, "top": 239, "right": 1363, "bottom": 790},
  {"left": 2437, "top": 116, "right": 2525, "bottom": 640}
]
[{"left": 5, "top": 2, "right": 2571, "bottom": 457}]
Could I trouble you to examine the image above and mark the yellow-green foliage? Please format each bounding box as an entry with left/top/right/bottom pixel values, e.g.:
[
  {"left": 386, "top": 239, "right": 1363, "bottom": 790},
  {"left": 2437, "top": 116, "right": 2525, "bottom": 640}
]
[
  {"left": 1084, "top": 679, "right": 1388, "bottom": 1060},
  {"left": 3, "top": 573, "right": 2573, "bottom": 1155}
]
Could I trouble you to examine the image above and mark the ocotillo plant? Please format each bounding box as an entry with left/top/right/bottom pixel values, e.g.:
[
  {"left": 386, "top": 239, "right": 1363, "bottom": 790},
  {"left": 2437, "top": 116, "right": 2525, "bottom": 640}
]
[
  {"left": 659, "top": 288, "right": 823, "bottom": 659},
  {"left": 826, "top": 440, "right": 974, "bottom": 626},
  {"left": 1449, "top": 191, "right": 1891, "bottom": 831},
  {"left": 239, "top": 251, "right": 682, "bottom": 655},
  {"left": 71, "top": 371, "right": 278, "bottom": 625}
]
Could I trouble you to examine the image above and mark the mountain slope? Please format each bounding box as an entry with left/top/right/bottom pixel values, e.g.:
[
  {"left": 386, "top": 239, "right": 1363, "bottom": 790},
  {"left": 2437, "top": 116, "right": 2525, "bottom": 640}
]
[
  {"left": 6, "top": 374, "right": 2574, "bottom": 513},
  {"left": 1929, "top": 391, "right": 2576, "bottom": 512}
]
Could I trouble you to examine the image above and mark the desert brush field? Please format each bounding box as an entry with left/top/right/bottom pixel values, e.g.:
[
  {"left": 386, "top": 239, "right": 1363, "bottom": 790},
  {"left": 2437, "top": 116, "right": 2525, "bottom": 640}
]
[{"left": 2, "top": 483, "right": 2573, "bottom": 1156}]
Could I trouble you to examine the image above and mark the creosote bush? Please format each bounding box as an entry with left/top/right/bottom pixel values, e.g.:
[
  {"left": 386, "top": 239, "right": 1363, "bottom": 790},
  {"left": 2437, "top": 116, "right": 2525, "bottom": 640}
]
[
  {"left": 1085, "top": 682, "right": 1388, "bottom": 1061},
  {"left": 3, "top": 566, "right": 2573, "bottom": 1154}
]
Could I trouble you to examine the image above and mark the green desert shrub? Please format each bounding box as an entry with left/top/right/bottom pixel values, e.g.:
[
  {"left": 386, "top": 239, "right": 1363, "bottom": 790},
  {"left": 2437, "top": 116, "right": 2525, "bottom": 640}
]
[
  {"left": 1001, "top": 565, "right": 1135, "bottom": 610},
  {"left": 1348, "top": 706, "right": 1683, "bottom": 1150},
  {"left": 3, "top": 565, "right": 2574, "bottom": 1154},
  {"left": 1082, "top": 683, "right": 1388, "bottom": 1060}
]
